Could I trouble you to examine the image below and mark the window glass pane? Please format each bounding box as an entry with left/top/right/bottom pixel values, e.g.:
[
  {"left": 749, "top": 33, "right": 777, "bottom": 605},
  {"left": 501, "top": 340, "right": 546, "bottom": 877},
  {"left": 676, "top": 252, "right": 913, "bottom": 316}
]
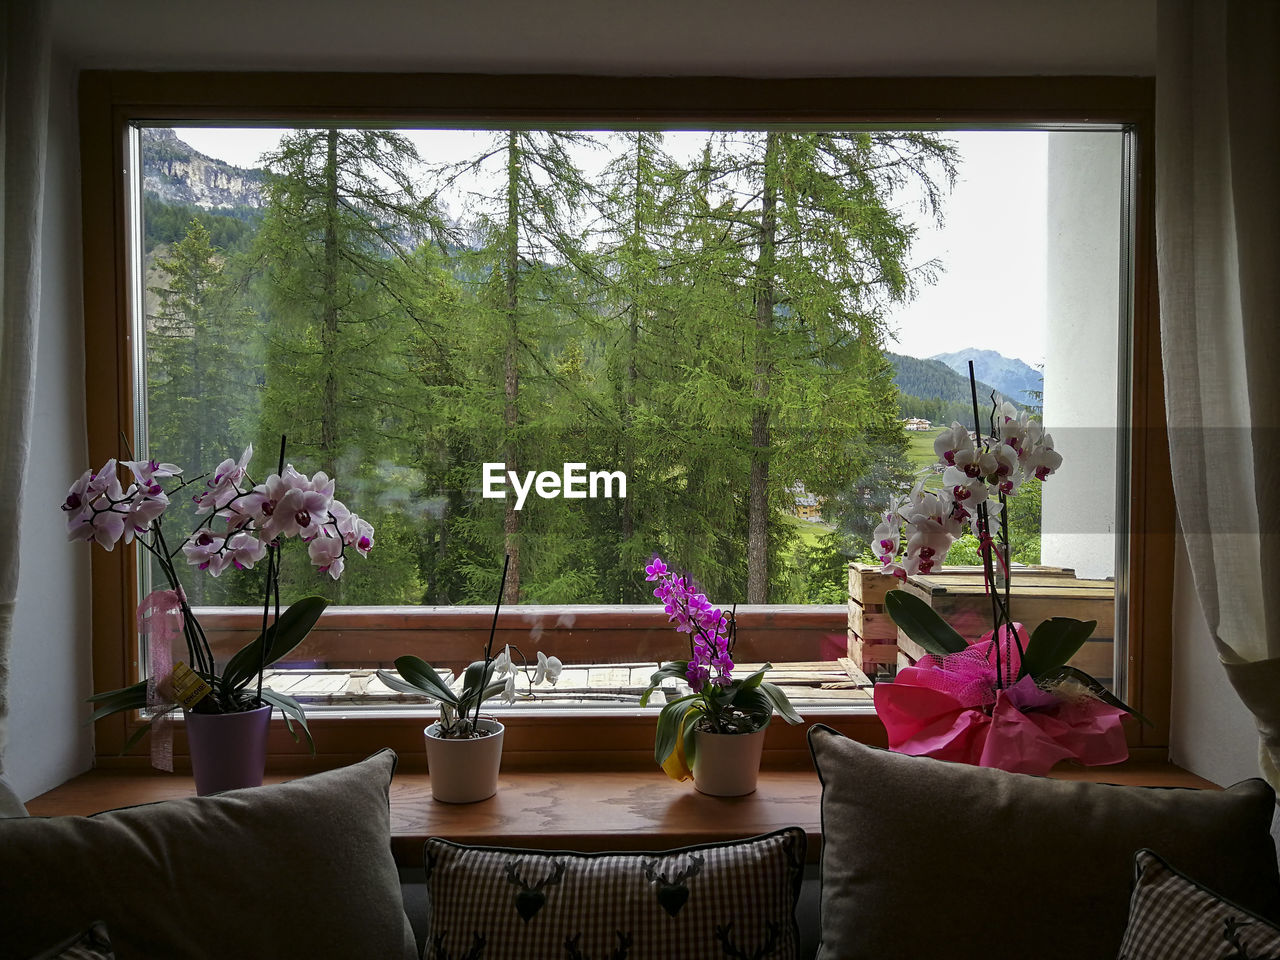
[{"left": 132, "top": 124, "right": 1129, "bottom": 710}]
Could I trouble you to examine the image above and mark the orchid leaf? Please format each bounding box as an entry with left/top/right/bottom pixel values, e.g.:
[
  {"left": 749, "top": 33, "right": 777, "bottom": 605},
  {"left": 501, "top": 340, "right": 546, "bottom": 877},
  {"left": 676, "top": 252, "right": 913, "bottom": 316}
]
[
  {"left": 120, "top": 721, "right": 154, "bottom": 753},
  {"left": 655, "top": 696, "right": 701, "bottom": 766},
  {"left": 87, "top": 681, "right": 149, "bottom": 723},
  {"left": 884, "top": 589, "right": 968, "bottom": 657},
  {"left": 259, "top": 688, "right": 315, "bottom": 753},
  {"left": 759, "top": 681, "right": 803, "bottom": 724},
  {"left": 88, "top": 680, "right": 148, "bottom": 703},
  {"left": 1021, "top": 618, "right": 1097, "bottom": 679},
  {"left": 374, "top": 668, "right": 437, "bottom": 698},
  {"left": 681, "top": 713, "right": 700, "bottom": 769},
  {"left": 739, "top": 666, "right": 770, "bottom": 691},
  {"left": 222, "top": 596, "right": 329, "bottom": 693},
  {"left": 641, "top": 661, "right": 689, "bottom": 707},
  {"left": 389, "top": 655, "right": 459, "bottom": 706},
  {"left": 732, "top": 686, "right": 774, "bottom": 728}
]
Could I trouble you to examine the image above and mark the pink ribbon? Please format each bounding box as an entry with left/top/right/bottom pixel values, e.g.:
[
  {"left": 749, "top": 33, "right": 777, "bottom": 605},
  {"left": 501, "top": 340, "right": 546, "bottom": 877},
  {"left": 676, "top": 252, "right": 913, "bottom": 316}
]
[
  {"left": 138, "top": 587, "right": 185, "bottom": 772},
  {"left": 977, "top": 531, "right": 1009, "bottom": 595}
]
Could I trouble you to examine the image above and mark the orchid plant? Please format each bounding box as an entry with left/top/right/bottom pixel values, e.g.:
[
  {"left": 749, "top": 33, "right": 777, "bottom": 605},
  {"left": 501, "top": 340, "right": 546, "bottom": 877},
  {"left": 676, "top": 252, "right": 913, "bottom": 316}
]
[
  {"left": 639, "top": 557, "right": 801, "bottom": 779},
  {"left": 376, "top": 554, "right": 563, "bottom": 739},
  {"left": 871, "top": 365, "right": 1140, "bottom": 774},
  {"left": 67, "top": 439, "right": 375, "bottom": 754}
]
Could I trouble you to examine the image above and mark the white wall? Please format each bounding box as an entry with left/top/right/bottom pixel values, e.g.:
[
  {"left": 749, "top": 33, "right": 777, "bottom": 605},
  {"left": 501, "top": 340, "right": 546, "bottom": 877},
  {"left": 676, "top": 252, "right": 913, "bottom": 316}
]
[
  {"left": 7, "top": 55, "right": 93, "bottom": 802},
  {"left": 1041, "top": 132, "right": 1124, "bottom": 581}
]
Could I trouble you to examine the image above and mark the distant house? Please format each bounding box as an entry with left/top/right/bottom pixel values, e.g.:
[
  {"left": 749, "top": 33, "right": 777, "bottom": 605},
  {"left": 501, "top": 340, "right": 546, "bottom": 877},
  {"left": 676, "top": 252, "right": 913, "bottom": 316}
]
[
  {"left": 787, "top": 482, "right": 824, "bottom": 521},
  {"left": 902, "top": 417, "right": 933, "bottom": 432}
]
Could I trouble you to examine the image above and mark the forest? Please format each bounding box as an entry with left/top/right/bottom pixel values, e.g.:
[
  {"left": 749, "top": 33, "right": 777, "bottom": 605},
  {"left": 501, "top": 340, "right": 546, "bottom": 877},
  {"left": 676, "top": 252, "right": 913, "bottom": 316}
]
[{"left": 139, "top": 126, "right": 1041, "bottom": 609}]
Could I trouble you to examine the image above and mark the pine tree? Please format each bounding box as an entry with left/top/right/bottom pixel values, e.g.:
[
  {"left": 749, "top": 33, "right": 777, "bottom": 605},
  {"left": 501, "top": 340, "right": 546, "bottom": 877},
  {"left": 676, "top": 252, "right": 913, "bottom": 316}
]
[
  {"left": 253, "top": 128, "right": 442, "bottom": 603},
  {"left": 668, "top": 130, "right": 958, "bottom": 600},
  {"left": 146, "top": 218, "right": 259, "bottom": 604},
  {"left": 429, "top": 130, "right": 601, "bottom": 603}
]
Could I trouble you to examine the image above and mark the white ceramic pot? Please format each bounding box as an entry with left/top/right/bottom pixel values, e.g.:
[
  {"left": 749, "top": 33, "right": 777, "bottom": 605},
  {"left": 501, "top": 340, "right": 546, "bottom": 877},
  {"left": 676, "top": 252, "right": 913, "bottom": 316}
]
[
  {"left": 692, "top": 722, "right": 769, "bottom": 797},
  {"left": 424, "top": 718, "right": 504, "bottom": 803}
]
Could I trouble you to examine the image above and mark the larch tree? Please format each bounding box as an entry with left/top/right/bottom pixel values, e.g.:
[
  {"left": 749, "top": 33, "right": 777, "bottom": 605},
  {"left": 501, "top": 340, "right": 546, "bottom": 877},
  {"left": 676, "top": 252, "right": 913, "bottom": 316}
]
[
  {"left": 146, "top": 218, "right": 259, "bottom": 604},
  {"left": 673, "top": 130, "right": 957, "bottom": 601}
]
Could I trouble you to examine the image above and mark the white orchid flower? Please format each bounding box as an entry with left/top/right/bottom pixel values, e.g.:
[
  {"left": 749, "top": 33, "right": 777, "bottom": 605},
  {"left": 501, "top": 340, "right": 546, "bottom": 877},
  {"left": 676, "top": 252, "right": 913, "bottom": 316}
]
[
  {"left": 942, "top": 466, "right": 989, "bottom": 511},
  {"left": 532, "top": 651, "right": 563, "bottom": 685},
  {"left": 123, "top": 458, "right": 182, "bottom": 496},
  {"left": 502, "top": 672, "right": 516, "bottom": 704},
  {"left": 194, "top": 445, "right": 253, "bottom": 515},
  {"left": 904, "top": 527, "right": 953, "bottom": 577},
  {"left": 123, "top": 487, "right": 169, "bottom": 543},
  {"left": 952, "top": 444, "right": 996, "bottom": 481},
  {"left": 933, "top": 422, "right": 973, "bottom": 467},
  {"left": 307, "top": 532, "right": 345, "bottom": 580},
  {"left": 273, "top": 484, "right": 334, "bottom": 541},
  {"left": 182, "top": 530, "right": 228, "bottom": 575},
  {"left": 872, "top": 517, "right": 899, "bottom": 566},
  {"left": 1026, "top": 433, "right": 1063, "bottom": 481},
  {"left": 329, "top": 500, "right": 376, "bottom": 556},
  {"left": 491, "top": 646, "right": 511, "bottom": 677},
  {"left": 226, "top": 531, "right": 267, "bottom": 571},
  {"left": 990, "top": 443, "right": 1019, "bottom": 482}
]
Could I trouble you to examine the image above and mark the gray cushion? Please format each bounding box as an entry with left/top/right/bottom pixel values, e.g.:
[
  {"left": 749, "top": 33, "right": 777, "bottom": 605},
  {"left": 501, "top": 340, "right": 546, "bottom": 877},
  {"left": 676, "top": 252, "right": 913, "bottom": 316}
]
[
  {"left": 808, "top": 724, "right": 1280, "bottom": 960},
  {"left": 0, "top": 749, "right": 416, "bottom": 960},
  {"left": 424, "top": 829, "right": 807, "bottom": 959}
]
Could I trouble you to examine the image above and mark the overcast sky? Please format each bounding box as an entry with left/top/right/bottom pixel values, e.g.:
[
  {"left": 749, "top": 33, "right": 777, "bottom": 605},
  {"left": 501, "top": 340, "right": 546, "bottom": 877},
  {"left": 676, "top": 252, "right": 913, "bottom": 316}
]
[{"left": 173, "top": 126, "right": 1050, "bottom": 367}]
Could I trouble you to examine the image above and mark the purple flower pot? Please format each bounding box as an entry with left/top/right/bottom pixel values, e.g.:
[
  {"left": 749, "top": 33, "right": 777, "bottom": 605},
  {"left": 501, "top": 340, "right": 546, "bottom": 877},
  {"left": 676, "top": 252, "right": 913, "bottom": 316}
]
[{"left": 184, "top": 704, "right": 272, "bottom": 796}]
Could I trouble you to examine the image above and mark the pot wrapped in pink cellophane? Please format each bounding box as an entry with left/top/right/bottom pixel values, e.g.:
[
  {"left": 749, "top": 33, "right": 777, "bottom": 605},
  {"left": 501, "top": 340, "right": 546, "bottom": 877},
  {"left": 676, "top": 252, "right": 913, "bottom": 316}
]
[{"left": 873, "top": 624, "right": 1128, "bottom": 776}]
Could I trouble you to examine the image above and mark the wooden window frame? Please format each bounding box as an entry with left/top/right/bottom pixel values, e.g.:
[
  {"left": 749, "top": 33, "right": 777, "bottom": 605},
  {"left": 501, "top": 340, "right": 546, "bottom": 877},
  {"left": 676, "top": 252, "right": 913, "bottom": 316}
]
[{"left": 79, "top": 72, "right": 1172, "bottom": 771}]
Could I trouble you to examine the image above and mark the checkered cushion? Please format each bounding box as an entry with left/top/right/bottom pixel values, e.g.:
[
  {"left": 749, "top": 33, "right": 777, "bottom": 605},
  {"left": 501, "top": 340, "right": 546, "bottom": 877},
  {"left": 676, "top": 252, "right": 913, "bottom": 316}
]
[
  {"left": 1119, "top": 849, "right": 1280, "bottom": 959},
  {"left": 423, "top": 828, "right": 806, "bottom": 960}
]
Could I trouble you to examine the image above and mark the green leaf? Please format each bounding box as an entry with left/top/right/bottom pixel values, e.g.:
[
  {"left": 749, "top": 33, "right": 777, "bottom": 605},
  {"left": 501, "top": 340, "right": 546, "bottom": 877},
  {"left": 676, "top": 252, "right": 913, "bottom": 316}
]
[
  {"left": 456, "top": 660, "right": 497, "bottom": 714},
  {"left": 1021, "top": 618, "right": 1097, "bottom": 679},
  {"left": 222, "top": 596, "right": 330, "bottom": 693},
  {"left": 88, "top": 682, "right": 150, "bottom": 723},
  {"left": 759, "top": 681, "right": 803, "bottom": 724},
  {"left": 120, "top": 721, "right": 154, "bottom": 753},
  {"left": 88, "top": 680, "right": 148, "bottom": 703},
  {"left": 640, "top": 661, "right": 689, "bottom": 706},
  {"left": 682, "top": 714, "right": 700, "bottom": 769},
  {"left": 259, "top": 688, "right": 315, "bottom": 754},
  {"left": 884, "top": 590, "right": 968, "bottom": 657},
  {"left": 738, "top": 665, "right": 770, "bottom": 691},
  {"left": 655, "top": 696, "right": 701, "bottom": 765},
  {"left": 731, "top": 686, "right": 773, "bottom": 728},
  {"left": 388, "top": 656, "right": 459, "bottom": 706},
  {"left": 374, "top": 668, "right": 433, "bottom": 697},
  {"left": 1045, "top": 666, "right": 1151, "bottom": 725}
]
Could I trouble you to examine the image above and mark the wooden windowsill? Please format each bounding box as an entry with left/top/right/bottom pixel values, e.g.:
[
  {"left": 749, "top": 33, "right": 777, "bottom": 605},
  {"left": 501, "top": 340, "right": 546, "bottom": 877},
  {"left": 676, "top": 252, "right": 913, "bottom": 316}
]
[{"left": 25, "top": 761, "right": 1217, "bottom": 867}]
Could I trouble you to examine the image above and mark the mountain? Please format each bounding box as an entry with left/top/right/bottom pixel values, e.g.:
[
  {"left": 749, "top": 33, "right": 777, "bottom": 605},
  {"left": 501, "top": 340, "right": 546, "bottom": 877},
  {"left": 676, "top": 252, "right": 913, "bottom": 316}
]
[
  {"left": 141, "top": 128, "right": 266, "bottom": 212},
  {"left": 886, "top": 351, "right": 1024, "bottom": 428},
  {"left": 930, "top": 349, "right": 1041, "bottom": 406}
]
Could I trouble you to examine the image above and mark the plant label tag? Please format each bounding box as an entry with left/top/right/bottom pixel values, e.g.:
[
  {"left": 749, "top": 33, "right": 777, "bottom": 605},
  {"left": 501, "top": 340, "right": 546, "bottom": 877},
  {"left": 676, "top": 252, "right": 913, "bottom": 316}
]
[{"left": 169, "top": 661, "right": 212, "bottom": 709}]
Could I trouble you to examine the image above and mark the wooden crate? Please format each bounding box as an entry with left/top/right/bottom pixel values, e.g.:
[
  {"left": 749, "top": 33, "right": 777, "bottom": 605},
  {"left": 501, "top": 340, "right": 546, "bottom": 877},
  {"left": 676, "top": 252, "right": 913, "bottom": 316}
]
[
  {"left": 892, "top": 568, "right": 1116, "bottom": 687},
  {"left": 847, "top": 562, "right": 902, "bottom": 673}
]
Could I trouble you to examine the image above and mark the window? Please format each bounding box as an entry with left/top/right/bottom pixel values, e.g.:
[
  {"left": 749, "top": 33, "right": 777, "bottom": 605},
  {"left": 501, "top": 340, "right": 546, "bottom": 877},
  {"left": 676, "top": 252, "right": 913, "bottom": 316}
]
[{"left": 82, "top": 74, "right": 1170, "bottom": 764}]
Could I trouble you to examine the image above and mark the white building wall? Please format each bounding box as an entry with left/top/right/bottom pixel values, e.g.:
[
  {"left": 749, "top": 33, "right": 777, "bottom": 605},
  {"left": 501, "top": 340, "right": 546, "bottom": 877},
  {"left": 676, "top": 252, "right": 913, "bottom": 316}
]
[{"left": 1041, "top": 132, "right": 1124, "bottom": 581}]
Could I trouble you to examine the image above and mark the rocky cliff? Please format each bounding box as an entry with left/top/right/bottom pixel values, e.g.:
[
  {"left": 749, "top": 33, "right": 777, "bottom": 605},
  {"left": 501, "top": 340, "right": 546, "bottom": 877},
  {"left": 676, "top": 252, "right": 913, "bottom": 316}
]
[{"left": 141, "top": 128, "right": 265, "bottom": 211}]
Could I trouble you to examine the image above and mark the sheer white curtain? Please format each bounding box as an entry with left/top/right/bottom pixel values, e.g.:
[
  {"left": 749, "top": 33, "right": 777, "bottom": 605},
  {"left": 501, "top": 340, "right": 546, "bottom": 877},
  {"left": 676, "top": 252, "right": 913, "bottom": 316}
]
[
  {"left": 0, "top": 0, "right": 52, "bottom": 798},
  {"left": 1157, "top": 0, "right": 1280, "bottom": 790}
]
